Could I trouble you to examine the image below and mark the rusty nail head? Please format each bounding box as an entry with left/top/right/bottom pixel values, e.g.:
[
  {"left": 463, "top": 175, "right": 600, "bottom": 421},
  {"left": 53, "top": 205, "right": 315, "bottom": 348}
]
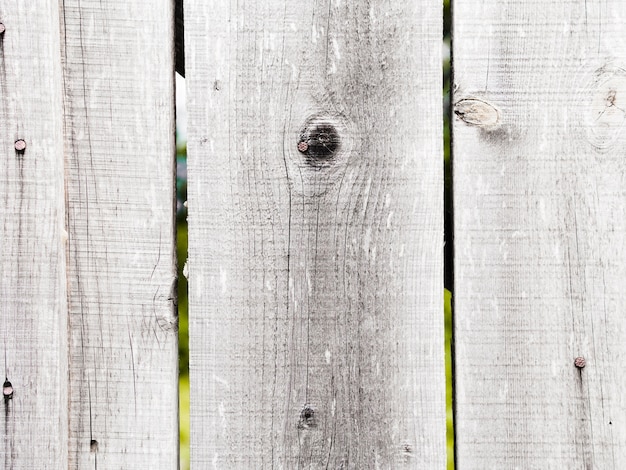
[
  {"left": 574, "top": 357, "right": 586, "bottom": 368},
  {"left": 14, "top": 140, "right": 26, "bottom": 152},
  {"left": 0, "top": 23, "right": 5, "bottom": 35},
  {"left": 297, "top": 141, "right": 309, "bottom": 153},
  {"left": 3, "top": 379, "right": 13, "bottom": 399}
]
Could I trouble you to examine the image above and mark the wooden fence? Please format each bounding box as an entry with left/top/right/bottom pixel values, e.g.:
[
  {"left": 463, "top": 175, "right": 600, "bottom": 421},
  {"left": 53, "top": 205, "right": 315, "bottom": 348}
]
[{"left": 0, "top": 0, "right": 625, "bottom": 468}]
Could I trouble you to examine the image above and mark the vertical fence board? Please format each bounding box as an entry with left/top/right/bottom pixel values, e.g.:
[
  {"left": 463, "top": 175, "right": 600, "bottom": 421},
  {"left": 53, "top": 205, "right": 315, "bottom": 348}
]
[
  {"left": 60, "top": 1, "right": 178, "bottom": 468},
  {"left": 454, "top": 1, "right": 626, "bottom": 467},
  {"left": 0, "top": 3, "right": 67, "bottom": 468},
  {"left": 185, "top": 1, "right": 444, "bottom": 468}
]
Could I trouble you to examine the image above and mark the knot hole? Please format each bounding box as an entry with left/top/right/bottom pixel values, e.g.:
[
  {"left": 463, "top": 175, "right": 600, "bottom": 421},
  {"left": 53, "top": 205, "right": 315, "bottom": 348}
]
[
  {"left": 298, "top": 404, "right": 317, "bottom": 429},
  {"left": 298, "top": 118, "right": 341, "bottom": 164}
]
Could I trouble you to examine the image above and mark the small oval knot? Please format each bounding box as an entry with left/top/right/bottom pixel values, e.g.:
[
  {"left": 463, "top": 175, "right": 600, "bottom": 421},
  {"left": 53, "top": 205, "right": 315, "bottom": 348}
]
[
  {"left": 298, "top": 404, "right": 317, "bottom": 429},
  {"left": 584, "top": 65, "right": 626, "bottom": 151},
  {"left": 454, "top": 98, "right": 500, "bottom": 128}
]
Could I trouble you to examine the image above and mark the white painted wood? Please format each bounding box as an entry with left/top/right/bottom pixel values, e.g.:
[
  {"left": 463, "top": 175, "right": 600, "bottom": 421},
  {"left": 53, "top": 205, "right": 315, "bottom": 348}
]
[
  {"left": 453, "top": 1, "right": 626, "bottom": 468},
  {"left": 185, "top": 1, "right": 444, "bottom": 467},
  {"left": 60, "top": 1, "right": 178, "bottom": 468},
  {"left": 0, "top": 3, "right": 68, "bottom": 468}
]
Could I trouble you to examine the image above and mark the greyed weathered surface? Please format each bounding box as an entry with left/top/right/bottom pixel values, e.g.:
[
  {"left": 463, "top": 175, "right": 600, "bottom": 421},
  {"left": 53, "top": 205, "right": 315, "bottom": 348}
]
[
  {"left": 185, "top": 1, "right": 444, "bottom": 468},
  {"left": 61, "top": 1, "right": 178, "bottom": 468},
  {"left": 0, "top": 2, "right": 68, "bottom": 468},
  {"left": 454, "top": 1, "right": 626, "bottom": 468}
]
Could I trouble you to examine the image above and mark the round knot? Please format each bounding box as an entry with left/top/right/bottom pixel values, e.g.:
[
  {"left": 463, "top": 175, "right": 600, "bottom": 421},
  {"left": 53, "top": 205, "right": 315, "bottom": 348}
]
[{"left": 298, "top": 119, "right": 340, "bottom": 163}]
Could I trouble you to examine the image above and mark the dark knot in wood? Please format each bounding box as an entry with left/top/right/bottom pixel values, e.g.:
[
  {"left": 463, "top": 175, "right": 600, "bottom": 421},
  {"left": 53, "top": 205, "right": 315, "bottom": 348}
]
[
  {"left": 298, "top": 404, "right": 317, "bottom": 429},
  {"left": 298, "top": 120, "right": 340, "bottom": 163}
]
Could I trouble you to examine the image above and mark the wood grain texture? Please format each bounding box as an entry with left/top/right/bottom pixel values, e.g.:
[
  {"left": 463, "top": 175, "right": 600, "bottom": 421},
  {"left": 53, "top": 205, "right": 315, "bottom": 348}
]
[
  {"left": 453, "top": 1, "right": 626, "bottom": 468},
  {"left": 0, "top": 3, "right": 68, "bottom": 468},
  {"left": 185, "top": 1, "right": 444, "bottom": 468},
  {"left": 60, "top": 1, "right": 178, "bottom": 468}
]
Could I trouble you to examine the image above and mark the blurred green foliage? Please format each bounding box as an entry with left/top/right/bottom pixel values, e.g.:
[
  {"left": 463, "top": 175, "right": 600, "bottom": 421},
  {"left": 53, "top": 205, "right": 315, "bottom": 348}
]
[
  {"left": 445, "top": 289, "right": 454, "bottom": 469},
  {"left": 176, "top": 143, "right": 189, "bottom": 377},
  {"left": 179, "top": 375, "right": 190, "bottom": 470},
  {"left": 176, "top": 142, "right": 190, "bottom": 470}
]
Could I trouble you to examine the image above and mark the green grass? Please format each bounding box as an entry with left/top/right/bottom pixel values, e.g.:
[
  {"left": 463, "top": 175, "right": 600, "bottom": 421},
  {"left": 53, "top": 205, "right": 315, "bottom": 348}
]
[{"left": 177, "top": 143, "right": 190, "bottom": 470}]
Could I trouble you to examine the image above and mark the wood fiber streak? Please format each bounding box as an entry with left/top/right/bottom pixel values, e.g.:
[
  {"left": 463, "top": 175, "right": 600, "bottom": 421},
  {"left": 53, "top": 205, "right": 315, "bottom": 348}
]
[
  {"left": 453, "top": 1, "right": 626, "bottom": 468},
  {"left": 185, "top": 1, "right": 444, "bottom": 468},
  {"left": 0, "top": 2, "right": 68, "bottom": 468},
  {"left": 60, "top": 1, "right": 178, "bottom": 468}
]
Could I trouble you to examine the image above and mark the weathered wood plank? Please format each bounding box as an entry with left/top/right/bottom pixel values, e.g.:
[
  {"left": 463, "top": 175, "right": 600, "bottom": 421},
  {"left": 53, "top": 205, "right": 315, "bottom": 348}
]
[
  {"left": 0, "top": 3, "right": 68, "bottom": 468},
  {"left": 185, "top": 1, "right": 444, "bottom": 468},
  {"left": 60, "top": 1, "right": 178, "bottom": 468},
  {"left": 453, "top": 1, "right": 626, "bottom": 468}
]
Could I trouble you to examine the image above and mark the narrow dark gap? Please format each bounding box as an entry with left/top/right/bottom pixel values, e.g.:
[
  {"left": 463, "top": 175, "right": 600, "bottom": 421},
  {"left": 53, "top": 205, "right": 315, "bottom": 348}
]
[
  {"left": 443, "top": 0, "right": 453, "bottom": 288},
  {"left": 443, "top": 0, "right": 456, "bottom": 469},
  {"left": 175, "top": 3, "right": 190, "bottom": 468}
]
